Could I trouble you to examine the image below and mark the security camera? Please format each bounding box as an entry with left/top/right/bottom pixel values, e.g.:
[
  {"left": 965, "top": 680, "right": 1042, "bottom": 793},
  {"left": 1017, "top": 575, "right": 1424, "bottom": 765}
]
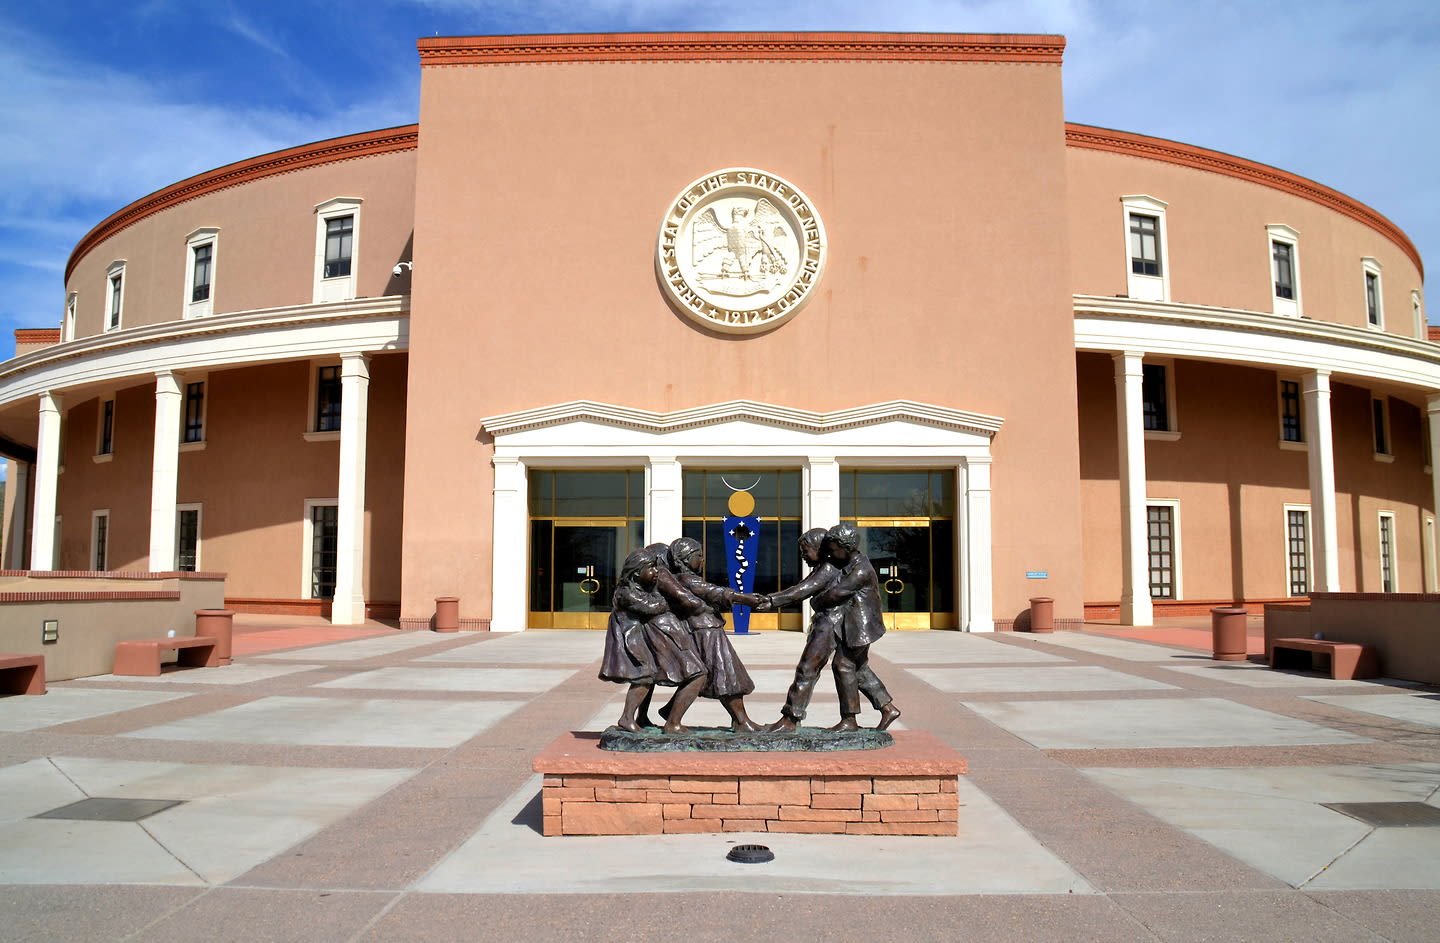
[{"left": 392, "top": 261, "right": 413, "bottom": 276}]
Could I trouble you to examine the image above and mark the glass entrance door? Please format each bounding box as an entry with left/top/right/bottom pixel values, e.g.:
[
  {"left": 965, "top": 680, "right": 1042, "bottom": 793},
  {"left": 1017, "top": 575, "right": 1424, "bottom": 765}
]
[
  {"left": 548, "top": 523, "right": 627, "bottom": 629},
  {"left": 528, "top": 470, "right": 644, "bottom": 628},
  {"left": 841, "top": 470, "right": 956, "bottom": 630}
]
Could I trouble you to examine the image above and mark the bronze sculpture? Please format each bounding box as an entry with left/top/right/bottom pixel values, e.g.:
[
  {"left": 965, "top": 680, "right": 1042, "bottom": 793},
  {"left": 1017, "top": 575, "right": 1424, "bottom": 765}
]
[
  {"left": 757, "top": 526, "right": 900, "bottom": 732},
  {"left": 598, "top": 547, "right": 707, "bottom": 733}
]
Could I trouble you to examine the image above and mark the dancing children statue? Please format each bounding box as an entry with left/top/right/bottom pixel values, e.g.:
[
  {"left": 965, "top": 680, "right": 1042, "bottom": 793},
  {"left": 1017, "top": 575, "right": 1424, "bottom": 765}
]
[{"left": 757, "top": 523, "right": 900, "bottom": 732}]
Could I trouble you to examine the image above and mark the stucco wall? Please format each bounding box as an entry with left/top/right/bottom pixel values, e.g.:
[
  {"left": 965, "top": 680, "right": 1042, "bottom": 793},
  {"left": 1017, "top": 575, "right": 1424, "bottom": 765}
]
[{"left": 404, "top": 55, "right": 1084, "bottom": 625}]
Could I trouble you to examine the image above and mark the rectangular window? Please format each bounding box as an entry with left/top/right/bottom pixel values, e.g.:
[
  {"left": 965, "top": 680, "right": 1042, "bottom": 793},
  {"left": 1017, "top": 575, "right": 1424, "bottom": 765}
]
[
  {"left": 183, "top": 381, "right": 205, "bottom": 443},
  {"left": 107, "top": 273, "right": 123, "bottom": 330},
  {"left": 1129, "top": 214, "right": 1161, "bottom": 277},
  {"left": 65, "top": 293, "right": 77, "bottom": 342},
  {"left": 314, "top": 366, "right": 342, "bottom": 432},
  {"left": 92, "top": 511, "right": 109, "bottom": 571},
  {"left": 323, "top": 215, "right": 353, "bottom": 279},
  {"left": 1146, "top": 504, "right": 1176, "bottom": 599},
  {"left": 191, "top": 243, "right": 212, "bottom": 302},
  {"left": 1286, "top": 508, "right": 1310, "bottom": 596},
  {"left": 1280, "top": 380, "right": 1303, "bottom": 443},
  {"left": 98, "top": 399, "right": 115, "bottom": 455},
  {"left": 176, "top": 506, "right": 200, "bottom": 572},
  {"left": 1273, "top": 241, "right": 1295, "bottom": 299},
  {"left": 1142, "top": 363, "right": 1169, "bottom": 432},
  {"left": 1378, "top": 512, "right": 1396, "bottom": 593},
  {"left": 1372, "top": 397, "right": 1390, "bottom": 455},
  {"left": 1366, "top": 271, "right": 1381, "bottom": 326},
  {"left": 310, "top": 504, "right": 339, "bottom": 599}
]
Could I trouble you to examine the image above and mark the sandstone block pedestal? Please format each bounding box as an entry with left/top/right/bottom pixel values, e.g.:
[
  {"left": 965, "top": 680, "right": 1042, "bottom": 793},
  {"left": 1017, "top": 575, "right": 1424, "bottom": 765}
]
[{"left": 533, "top": 730, "right": 967, "bottom": 837}]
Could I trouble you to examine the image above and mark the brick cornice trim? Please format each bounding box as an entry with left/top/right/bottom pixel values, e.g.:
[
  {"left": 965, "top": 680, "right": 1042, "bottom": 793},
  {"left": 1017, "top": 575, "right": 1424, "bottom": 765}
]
[
  {"left": 66, "top": 125, "right": 419, "bottom": 283},
  {"left": 0, "top": 569, "right": 226, "bottom": 580},
  {"left": 0, "top": 590, "right": 180, "bottom": 603},
  {"left": 15, "top": 329, "right": 61, "bottom": 344},
  {"left": 418, "top": 32, "right": 1065, "bottom": 66},
  {"left": 1065, "top": 123, "right": 1422, "bottom": 278}
]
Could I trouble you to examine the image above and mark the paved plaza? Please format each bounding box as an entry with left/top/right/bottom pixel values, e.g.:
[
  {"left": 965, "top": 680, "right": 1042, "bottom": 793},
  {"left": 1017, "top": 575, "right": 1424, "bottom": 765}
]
[{"left": 2, "top": 622, "right": 1439, "bottom": 941}]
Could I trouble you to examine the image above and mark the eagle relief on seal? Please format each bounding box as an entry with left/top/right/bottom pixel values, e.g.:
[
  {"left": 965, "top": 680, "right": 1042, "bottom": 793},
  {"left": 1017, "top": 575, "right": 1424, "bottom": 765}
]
[{"left": 657, "top": 169, "right": 827, "bottom": 334}]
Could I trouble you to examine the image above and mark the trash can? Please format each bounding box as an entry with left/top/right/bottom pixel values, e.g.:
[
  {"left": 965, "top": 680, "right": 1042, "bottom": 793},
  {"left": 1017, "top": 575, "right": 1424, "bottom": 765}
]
[
  {"left": 1210, "top": 606, "right": 1248, "bottom": 661},
  {"left": 194, "top": 609, "right": 235, "bottom": 665},
  {"left": 1028, "top": 597, "right": 1055, "bottom": 634},
  {"left": 434, "top": 596, "right": 460, "bottom": 633}
]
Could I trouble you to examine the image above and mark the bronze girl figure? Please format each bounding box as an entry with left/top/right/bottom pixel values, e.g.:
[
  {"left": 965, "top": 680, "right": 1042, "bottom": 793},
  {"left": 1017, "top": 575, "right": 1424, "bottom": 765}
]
[{"left": 598, "top": 547, "right": 707, "bottom": 733}]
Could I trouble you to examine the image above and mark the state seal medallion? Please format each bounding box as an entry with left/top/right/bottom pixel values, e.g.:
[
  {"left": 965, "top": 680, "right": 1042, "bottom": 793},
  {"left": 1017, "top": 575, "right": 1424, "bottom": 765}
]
[{"left": 657, "top": 169, "right": 826, "bottom": 334}]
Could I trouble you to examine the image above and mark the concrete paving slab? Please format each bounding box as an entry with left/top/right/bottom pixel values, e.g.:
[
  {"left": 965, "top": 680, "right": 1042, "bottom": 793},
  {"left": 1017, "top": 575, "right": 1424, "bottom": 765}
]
[
  {"left": 910, "top": 665, "right": 1177, "bottom": 693},
  {"left": 85, "top": 663, "right": 320, "bottom": 685},
  {"left": 132, "top": 888, "right": 398, "bottom": 943},
  {"left": 1159, "top": 662, "right": 1422, "bottom": 690},
  {"left": 0, "top": 757, "right": 418, "bottom": 886},
  {"left": 0, "top": 688, "right": 192, "bottom": 732},
  {"left": 0, "top": 758, "right": 88, "bottom": 821},
  {"left": 313, "top": 666, "right": 580, "bottom": 693},
  {"left": 256, "top": 631, "right": 455, "bottom": 661},
  {"left": 1304, "top": 693, "right": 1440, "bottom": 728},
  {"left": 120, "top": 695, "right": 525, "bottom": 748},
  {"left": 1018, "top": 632, "right": 1213, "bottom": 663},
  {"left": 1083, "top": 765, "right": 1440, "bottom": 889},
  {"left": 965, "top": 697, "right": 1372, "bottom": 749},
  {"left": 878, "top": 633, "right": 1072, "bottom": 665},
  {"left": 417, "top": 773, "right": 1092, "bottom": 896}
]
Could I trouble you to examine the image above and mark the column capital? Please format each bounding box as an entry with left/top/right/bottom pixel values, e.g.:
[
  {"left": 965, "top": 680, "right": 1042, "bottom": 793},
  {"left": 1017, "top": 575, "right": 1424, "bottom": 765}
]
[
  {"left": 38, "top": 391, "right": 62, "bottom": 413},
  {"left": 340, "top": 351, "right": 371, "bottom": 379},
  {"left": 154, "top": 371, "right": 182, "bottom": 396},
  {"left": 1302, "top": 370, "right": 1333, "bottom": 395},
  {"left": 1426, "top": 393, "right": 1440, "bottom": 414}
]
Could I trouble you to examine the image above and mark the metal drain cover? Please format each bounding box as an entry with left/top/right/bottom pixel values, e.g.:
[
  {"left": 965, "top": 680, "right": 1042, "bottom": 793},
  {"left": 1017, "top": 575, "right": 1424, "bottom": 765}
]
[
  {"left": 33, "top": 798, "right": 184, "bottom": 822},
  {"left": 727, "top": 843, "right": 774, "bottom": 864},
  {"left": 1322, "top": 802, "right": 1440, "bottom": 828}
]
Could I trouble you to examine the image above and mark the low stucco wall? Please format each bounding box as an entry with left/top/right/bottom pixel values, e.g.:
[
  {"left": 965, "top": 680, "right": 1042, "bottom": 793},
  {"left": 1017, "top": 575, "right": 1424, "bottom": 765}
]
[
  {"left": 1265, "top": 594, "right": 1440, "bottom": 685},
  {"left": 0, "top": 571, "right": 225, "bottom": 681}
]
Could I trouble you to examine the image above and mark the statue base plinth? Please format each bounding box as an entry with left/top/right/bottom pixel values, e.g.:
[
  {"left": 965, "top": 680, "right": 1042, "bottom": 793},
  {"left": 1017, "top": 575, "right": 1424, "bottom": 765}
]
[
  {"left": 533, "top": 730, "right": 966, "bottom": 837},
  {"left": 599, "top": 724, "right": 894, "bottom": 752}
]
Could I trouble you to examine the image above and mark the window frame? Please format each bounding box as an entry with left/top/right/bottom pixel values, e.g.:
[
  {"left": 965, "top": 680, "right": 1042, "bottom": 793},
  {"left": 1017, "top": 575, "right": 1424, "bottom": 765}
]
[
  {"left": 183, "top": 227, "right": 219, "bottom": 319},
  {"left": 301, "top": 498, "right": 340, "bottom": 600},
  {"left": 1278, "top": 377, "right": 1305, "bottom": 449},
  {"left": 1283, "top": 504, "right": 1312, "bottom": 597},
  {"left": 1414, "top": 289, "right": 1426, "bottom": 341},
  {"left": 1425, "top": 515, "right": 1437, "bottom": 593},
  {"left": 1377, "top": 510, "right": 1397, "bottom": 593},
  {"left": 64, "top": 292, "right": 77, "bottom": 343},
  {"left": 94, "top": 395, "right": 116, "bottom": 461},
  {"left": 1141, "top": 358, "right": 1180, "bottom": 441},
  {"left": 91, "top": 509, "right": 110, "bottom": 571},
  {"left": 104, "top": 260, "right": 126, "bottom": 332},
  {"left": 181, "top": 377, "right": 207, "bottom": 448},
  {"left": 1372, "top": 394, "right": 1393, "bottom": 461},
  {"left": 1145, "top": 499, "right": 1182, "bottom": 600},
  {"left": 1121, "top": 195, "right": 1170, "bottom": 302},
  {"left": 303, "top": 363, "right": 344, "bottom": 440},
  {"left": 176, "top": 503, "right": 202, "bottom": 572},
  {"left": 313, "top": 197, "right": 362, "bottom": 304},
  {"left": 1363, "top": 257, "right": 1384, "bottom": 329},
  {"left": 1266, "top": 224, "right": 1301, "bottom": 318}
]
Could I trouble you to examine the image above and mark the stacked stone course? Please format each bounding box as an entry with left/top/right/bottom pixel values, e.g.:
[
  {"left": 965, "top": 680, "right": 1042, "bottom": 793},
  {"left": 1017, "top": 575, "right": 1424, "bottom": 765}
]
[{"left": 534, "top": 730, "right": 966, "bottom": 837}]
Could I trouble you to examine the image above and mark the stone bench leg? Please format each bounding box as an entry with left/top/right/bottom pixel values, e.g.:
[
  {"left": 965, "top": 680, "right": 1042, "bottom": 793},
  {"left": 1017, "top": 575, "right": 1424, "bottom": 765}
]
[
  {"left": 1, "top": 663, "right": 45, "bottom": 695},
  {"left": 113, "top": 643, "right": 163, "bottom": 677}
]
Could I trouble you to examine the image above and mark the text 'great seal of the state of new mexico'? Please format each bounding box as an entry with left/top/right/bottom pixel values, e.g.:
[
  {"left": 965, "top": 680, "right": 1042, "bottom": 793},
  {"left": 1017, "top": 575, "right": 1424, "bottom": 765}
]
[{"left": 657, "top": 169, "right": 827, "bottom": 334}]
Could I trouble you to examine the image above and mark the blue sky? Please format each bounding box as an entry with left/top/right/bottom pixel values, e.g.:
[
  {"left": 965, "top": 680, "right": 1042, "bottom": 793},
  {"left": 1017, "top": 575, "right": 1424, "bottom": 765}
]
[{"left": 1, "top": 0, "right": 1435, "bottom": 360}]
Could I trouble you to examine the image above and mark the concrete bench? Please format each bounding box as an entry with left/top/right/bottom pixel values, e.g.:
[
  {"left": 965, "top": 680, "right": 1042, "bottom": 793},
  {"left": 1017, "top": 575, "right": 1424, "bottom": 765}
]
[
  {"left": 1270, "top": 637, "right": 1378, "bottom": 680},
  {"left": 0, "top": 654, "right": 46, "bottom": 695},
  {"left": 113, "top": 636, "right": 220, "bottom": 677}
]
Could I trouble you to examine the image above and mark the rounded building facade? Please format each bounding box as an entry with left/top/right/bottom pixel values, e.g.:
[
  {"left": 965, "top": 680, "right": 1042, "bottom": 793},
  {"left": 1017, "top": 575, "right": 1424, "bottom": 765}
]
[{"left": 0, "top": 32, "right": 1434, "bottom": 633}]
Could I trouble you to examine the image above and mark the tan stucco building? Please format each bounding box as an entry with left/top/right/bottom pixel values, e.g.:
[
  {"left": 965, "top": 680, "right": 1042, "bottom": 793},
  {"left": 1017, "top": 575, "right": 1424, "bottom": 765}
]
[{"left": 1, "top": 32, "right": 1435, "bottom": 632}]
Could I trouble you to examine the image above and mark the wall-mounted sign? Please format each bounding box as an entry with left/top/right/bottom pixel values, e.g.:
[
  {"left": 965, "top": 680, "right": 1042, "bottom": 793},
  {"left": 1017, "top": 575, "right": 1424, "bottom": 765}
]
[
  {"left": 1025, "top": 571, "right": 1049, "bottom": 579},
  {"left": 657, "top": 168, "right": 826, "bottom": 334}
]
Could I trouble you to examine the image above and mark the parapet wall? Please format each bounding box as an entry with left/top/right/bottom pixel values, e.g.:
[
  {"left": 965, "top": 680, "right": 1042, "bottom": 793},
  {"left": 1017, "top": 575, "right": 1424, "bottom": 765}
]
[{"left": 0, "top": 571, "right": 226, "bottom": 680}]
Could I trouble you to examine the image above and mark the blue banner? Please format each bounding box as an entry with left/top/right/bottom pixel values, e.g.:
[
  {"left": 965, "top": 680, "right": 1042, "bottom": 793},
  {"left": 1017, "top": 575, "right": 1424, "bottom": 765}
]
[{"left": 723, "top": 515, "right": 759, "bottom": 634}]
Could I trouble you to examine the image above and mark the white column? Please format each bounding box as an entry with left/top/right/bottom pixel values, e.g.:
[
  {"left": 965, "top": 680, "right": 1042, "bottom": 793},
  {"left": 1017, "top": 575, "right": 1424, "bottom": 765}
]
[
  {"left": 148, "top": 371, "right": 183, "bottom": 571},
  {"left": 6, "top": 460, "right": 29, "bottom": 569},
  {"left": 962, "top": 456, "right": 994, "bottom": 632},
  {"left": 805, "top": 457, "right": 840, "bottom": 530},
  {"left": 30, "top": 392, "right": 62, "bottom": 570},
  {"left": 490, "top": 456, "right": 528, "bottom": 631},
  {"left": 1427, "top": 394, "right": 1440, "bottom": 585},
  {"left": 1304, "top": 370, "right": 1340, "bottom": 592},
  {"left": 330, "top": 353, "right": 370, "bottom": 625},
  {"left": 1114, "top": 351, "right": 1153, "bottom": 625},
  {"left": 645, "top": 457, "right": 683, "bottom": 546}
]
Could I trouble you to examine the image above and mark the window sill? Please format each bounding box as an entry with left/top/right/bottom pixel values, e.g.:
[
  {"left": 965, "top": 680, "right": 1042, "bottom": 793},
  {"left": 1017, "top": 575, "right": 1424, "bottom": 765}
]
[
  {"left": 1144, "top": 430, "right": 1181, "bottom": 442},
  {"left": 1279, "top": 440, "right": 1307, "bottom": 452},
  {"left": 179, "top": 441, "right": 207, "bottom": 453},
  {"left": 1374, "top": 452, "right": 1395, "bottom": 463},
  {"left": 92, "top": 453, "right": 113, "bottom": 464},
  {"left": 303, "top": 430, "right": 341, "bottom": 443}
]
